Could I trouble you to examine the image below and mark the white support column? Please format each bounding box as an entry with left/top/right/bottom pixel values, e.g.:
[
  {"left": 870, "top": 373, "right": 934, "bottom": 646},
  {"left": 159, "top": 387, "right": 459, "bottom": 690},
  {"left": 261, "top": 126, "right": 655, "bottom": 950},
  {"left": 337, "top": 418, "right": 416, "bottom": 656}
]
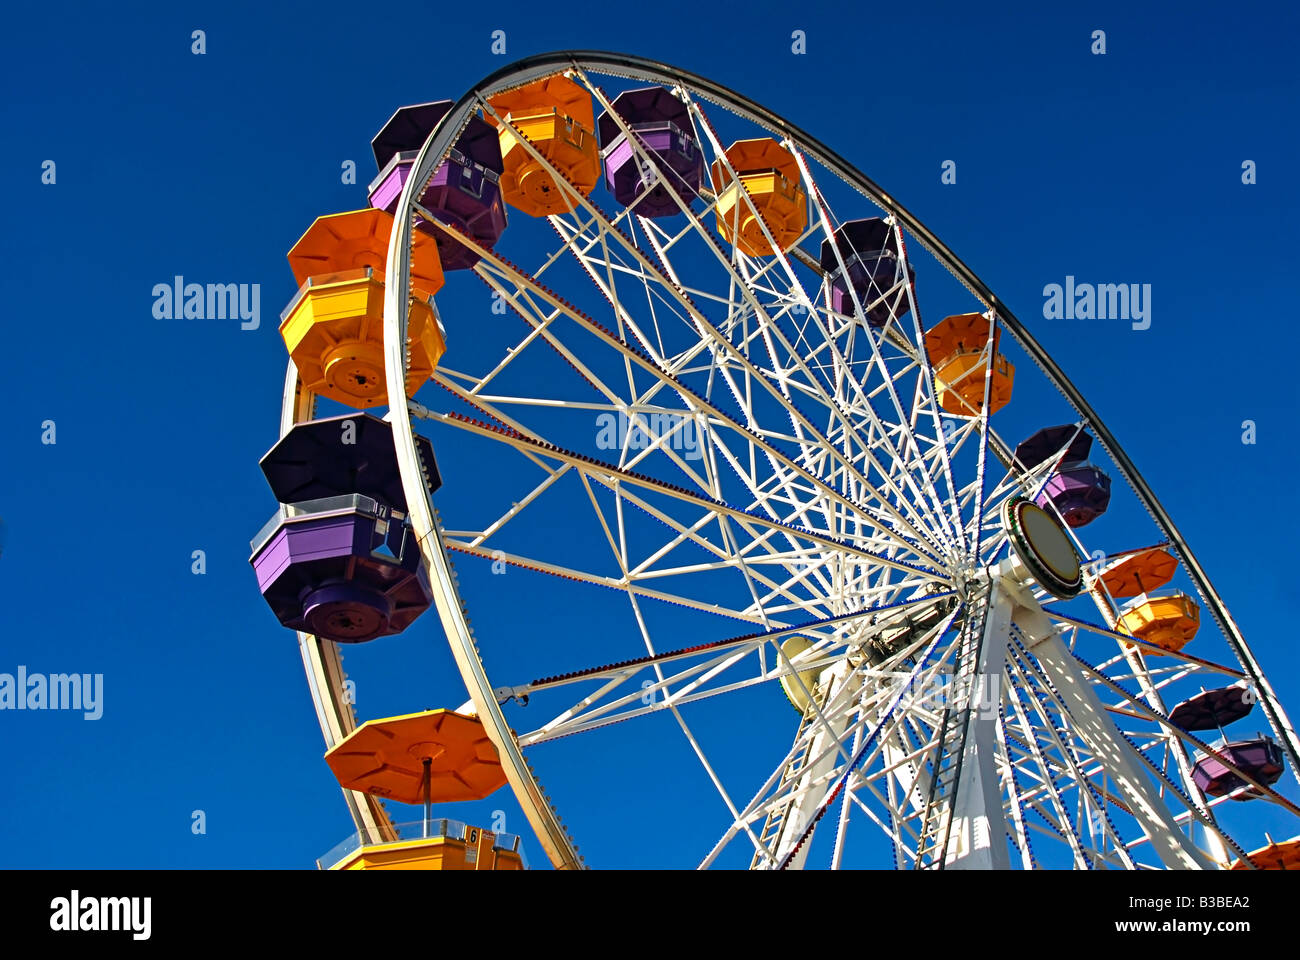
[
  {"left": 773, "top": 662, "right": 853, "bottom": 869},
  {"left": 945, "top": 582, "right": 1011, "bottom": 870}
]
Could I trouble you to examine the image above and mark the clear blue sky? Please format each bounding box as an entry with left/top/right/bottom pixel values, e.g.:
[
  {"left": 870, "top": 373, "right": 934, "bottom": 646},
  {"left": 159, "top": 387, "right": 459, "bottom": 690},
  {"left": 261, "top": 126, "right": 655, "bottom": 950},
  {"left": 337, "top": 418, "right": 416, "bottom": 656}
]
[{"left": 1, "top": 0, "right": 1297, "bottom": 868}]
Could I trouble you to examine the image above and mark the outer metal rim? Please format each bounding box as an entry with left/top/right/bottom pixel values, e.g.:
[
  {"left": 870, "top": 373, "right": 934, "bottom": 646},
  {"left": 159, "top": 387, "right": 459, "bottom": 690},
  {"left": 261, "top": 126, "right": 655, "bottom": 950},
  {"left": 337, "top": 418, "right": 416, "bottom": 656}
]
[
  {"left": 279, "top": 360, "right": 400, "bottom": 855},
  {"left": 375, "top": 50, "right": 1300, "bottom": 869}
]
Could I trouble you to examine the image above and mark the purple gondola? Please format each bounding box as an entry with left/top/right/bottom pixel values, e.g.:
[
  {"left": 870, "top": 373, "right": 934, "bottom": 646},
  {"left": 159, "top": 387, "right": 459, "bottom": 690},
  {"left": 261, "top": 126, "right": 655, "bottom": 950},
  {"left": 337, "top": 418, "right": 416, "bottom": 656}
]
[
  {"left": 250, "top": 414, "right": 440, "bottom": 643},
  {"left": 1013, "top": 425, "right": 1093, "bottom": 472},
  {"left": 1169, "top": 684, "right": 1256, "bottom": 731},
  {"left": 1193, "top": 737, "right": 1286, "bottom": 799},
  {"left": 369, "top": 101, "right": 508, "bottom": 270},
  {"left": 818, "top": 218, "right": 915, "bottom": 327},
  {"left": 1034, "top": 463, "right": 1112, "bottom": 527},
  {"left": 597, "top": 86, "right": 704, "bottom": 218}
]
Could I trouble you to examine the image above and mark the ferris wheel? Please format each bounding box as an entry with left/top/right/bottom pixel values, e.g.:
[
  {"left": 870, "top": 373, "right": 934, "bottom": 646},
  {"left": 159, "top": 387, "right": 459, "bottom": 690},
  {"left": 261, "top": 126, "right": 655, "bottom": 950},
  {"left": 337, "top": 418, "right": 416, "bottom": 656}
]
[{"left": 249, "top": 51, "right": 1300, "bottom": 870}]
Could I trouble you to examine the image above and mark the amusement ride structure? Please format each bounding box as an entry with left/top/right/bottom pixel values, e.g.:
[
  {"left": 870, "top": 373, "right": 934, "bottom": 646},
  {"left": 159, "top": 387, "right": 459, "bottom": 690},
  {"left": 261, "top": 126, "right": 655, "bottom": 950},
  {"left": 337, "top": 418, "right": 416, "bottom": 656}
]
[{"left": 249, "top": 52, "right": 1300, "bottom": 870}]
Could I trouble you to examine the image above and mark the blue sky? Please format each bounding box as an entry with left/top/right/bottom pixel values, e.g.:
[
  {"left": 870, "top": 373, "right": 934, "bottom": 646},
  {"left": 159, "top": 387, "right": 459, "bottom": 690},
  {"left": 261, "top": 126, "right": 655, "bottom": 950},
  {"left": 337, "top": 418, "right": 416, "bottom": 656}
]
[{"left": 1, "top": 0, "right": 1297, "bottom": 868}]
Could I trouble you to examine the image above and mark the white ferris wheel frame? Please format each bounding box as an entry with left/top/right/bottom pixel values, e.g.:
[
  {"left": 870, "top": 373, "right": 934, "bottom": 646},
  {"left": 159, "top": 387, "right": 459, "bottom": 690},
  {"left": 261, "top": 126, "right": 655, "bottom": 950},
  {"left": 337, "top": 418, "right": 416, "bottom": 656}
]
[{"left": 271, "top": 51, "right": 1299, "bottom": 870}]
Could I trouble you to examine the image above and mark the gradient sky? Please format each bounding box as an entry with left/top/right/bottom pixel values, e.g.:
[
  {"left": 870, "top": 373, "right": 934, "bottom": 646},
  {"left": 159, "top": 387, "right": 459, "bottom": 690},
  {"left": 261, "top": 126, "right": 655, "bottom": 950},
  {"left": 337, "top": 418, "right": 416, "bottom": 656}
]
[{"left": 1, "top": 0, "right": 1297, "bottom": 868}]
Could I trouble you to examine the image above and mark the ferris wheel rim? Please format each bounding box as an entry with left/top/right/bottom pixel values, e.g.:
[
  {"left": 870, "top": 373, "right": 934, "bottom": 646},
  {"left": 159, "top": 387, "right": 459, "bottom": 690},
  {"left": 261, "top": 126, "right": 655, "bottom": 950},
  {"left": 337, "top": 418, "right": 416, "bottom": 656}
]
[
  {"left": 370, "top": 50, "right": 1298, "bottom": 869},
  {"left": 278, "top": 358, "right": 400, "bottom": 852}
]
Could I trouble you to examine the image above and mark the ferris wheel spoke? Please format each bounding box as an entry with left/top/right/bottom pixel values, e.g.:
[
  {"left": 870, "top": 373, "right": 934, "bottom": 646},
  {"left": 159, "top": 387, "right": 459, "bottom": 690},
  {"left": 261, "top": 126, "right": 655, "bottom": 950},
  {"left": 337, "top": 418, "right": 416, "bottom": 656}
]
[
  {"left": 598, "top": 479, "right": 834, "bottom": 615},
  {"left": 999, "top": 653, "right": 1096, "bottom": 867},
  {"left": 544, "top": 187, "right": 953, "bottom": 564},
  {"left": 581, "top": 79, "right": 962, "bottom": 558},
  {"left": 829, "top": 709, "right": 872, "bottom": 869},
  {"left": 426, "top": 409, "right": 843, "bottom": 618},
  {"left": 749, "top": 683, "right": 883, "bottom": 868},
  {"left": 789, "top": 147, "right": 962, "bottom": 551},
  {"left": 445, "top": 540, "right": 776, "bottom": 624},
  {"left": 421, "top": 388, "right": 943, "bottom": 588},
  {"left": 1041, "top": 609, "right": 1246, "bottom": 679},
  {"left": 590, "top": 457, "right": 823, "bottom": 796},
  {"left": 851, "top": 719, "right": 940, "bottom": 852},
  {"left": 518, "top": 644, "right": 834, "bottom": 737},
  {"left": 1001, "top": 645, "right": 1144, "bottom": 869},
  {"left": 727, "top": 242, "right": 957, "bottom": 556},
  {"left": 702, "top": 610, "right": 961, "bottom": 867},
  {"left": 594, "top": 489, "right": 843, "bottom": 617},
  {"left": 883, "top": 225, "right": 976, "bottom": 556},
  {"left": 995, "top": 710, "right": 1039, "bottom": 869},
  {"left": 439, "top": 219, "right": 951, "bottom": 570},
  {"left": 743, "top": 670, "right": 888, "bottom": 868},
  {"left": 608, "top": 566, "right": 766, "bottom": 848},
  {"left": 519, "top": 607, "right": 960, "bottom": 752},
  {"left": 963, "top": 313, "right": 1000, "bottom": 563},
  {"left": 505, "top": 591, "right": 953, "bottom": 703}
]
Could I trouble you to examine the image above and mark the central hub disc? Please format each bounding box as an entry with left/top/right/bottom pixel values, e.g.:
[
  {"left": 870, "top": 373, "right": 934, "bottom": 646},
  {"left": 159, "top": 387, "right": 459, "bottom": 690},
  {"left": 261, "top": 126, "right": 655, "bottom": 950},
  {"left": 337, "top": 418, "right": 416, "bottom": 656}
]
[{"left": 1001, "top": 497, "right": 1083, "bottom": 599}]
